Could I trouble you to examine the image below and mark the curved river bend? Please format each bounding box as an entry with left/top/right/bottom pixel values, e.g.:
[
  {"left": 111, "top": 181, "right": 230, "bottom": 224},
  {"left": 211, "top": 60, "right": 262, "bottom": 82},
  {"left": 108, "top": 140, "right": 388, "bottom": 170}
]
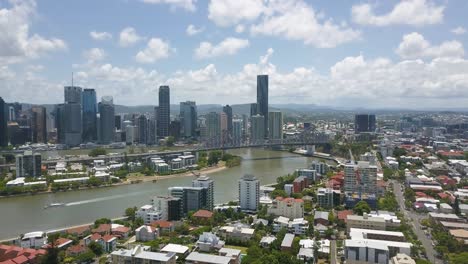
[{"left": 0, "top": 148, "right": 328, "bottom": 239}]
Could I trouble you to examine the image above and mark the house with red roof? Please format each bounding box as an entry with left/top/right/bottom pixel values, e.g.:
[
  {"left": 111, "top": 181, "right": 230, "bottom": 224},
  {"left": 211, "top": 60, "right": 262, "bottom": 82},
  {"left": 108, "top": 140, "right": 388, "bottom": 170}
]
[
  {"left": 0, "top": 245, "right": 46, "bottom": 264},
  {"left": 42, "top": 238, "right": 73, "bottom": 249},
  {"left": 91, "top": 224, "right": 111, "bottom": 235},
  {"left": 111, "top": 226, "right": 130, "bottom": 239},
  {"left": 67, "top": 225, "right": 91, "bottom": 238},
  {"left": 83, "top": 233, "right": 117, "bottom": 253},
  {"left": 66, "top": 244, "right": 87, "bottom": 256},
  {"left": 135, "top": 225, "right": 159, "bottom": 242},
  {"left": 150, "top": 220, "right": 175, "bottom": 234}
]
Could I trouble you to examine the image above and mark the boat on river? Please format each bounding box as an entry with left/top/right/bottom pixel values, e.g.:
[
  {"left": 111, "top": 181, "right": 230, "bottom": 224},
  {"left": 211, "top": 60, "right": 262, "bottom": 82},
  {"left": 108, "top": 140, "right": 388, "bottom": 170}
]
[{"left": 43, "top": 203, "right": 65, "bottom": 209}]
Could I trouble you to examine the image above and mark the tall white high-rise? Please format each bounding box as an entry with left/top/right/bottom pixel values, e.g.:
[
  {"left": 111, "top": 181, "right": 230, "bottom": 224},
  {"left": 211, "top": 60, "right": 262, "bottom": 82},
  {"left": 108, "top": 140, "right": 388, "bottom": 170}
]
[
  {"left": 192, "top": 175, "right": 214, "bottom": 211},
  {"left": 238, "top": 174, "right": 260, "bottom": 212}
]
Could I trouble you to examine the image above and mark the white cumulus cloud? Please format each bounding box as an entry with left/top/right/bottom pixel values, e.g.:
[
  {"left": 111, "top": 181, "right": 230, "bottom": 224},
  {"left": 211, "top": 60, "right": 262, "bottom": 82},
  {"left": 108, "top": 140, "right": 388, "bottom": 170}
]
[
  {"left": 83, "top": 48, "right": 106, "bottom": 63},
  {"left": 141, "top": 0, "right": 196, "bottom": 12},
  {"left": 352, "top": 0, "right": 445, "bottom": 26},
  {"left": 208, "top": 0, "right": 265, "bottom": 27},
  {"left": 119, "top": 27, "right": 143, "bottom": 47},
  {"left": 0, "top": 0, "right": 66, "bottom": 64},
  {"left": 451, "top": 27, "right": 466, "bottom": 35},
  {"left": 90, "top": 31, "right": 112, "bottom": 41},
  {"left": 135, "top": 38, "right": 173, "bottom": 63},
  {"left": 186, "top": 24, "right": 204, "bottom": 36},
  {"left": 396, "top": 32, "right": 464, "bottom": 59},
  {"left": 195, "top": 37, "right": 249, "bottom": 59}
]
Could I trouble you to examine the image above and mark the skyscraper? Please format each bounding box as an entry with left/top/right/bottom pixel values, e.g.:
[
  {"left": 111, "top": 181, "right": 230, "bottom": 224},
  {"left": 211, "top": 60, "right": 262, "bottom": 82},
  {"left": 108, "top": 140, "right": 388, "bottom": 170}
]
[
  {"left": 180, "top": 101, "right": 197, "bottom": 138},
  {"left": 222, "top": 105, "right": 233, "bottom": 135},
  {"left": 239, "top": 174, "right": 260, "bottom": 212},
  {"left": 63, "top": 86, "right": 82, "bottom": 146},
  {"left": 268, "top": 111, "right": 283, "bottom": 140},
  {"left": 114, "top": 115, "right": 122, "bottom": 130},
  {"left": 257, "top": 75, "right": 269, "bottom": 138},
  {"left": 0, "top": 97, "right": 7, "bottom": 147},
  {"left": 158, "top": 86, "right": 170, "bottom": 138},
  {"left": 250, "top": 103, "right": 258, "bottom": 117},
  {"left": 138, "top": 115, "right": 148, "bottom": 144},
  {"left": 192, "top": 175, "right": 214, "bottom": 211},
  {"left": 64, "top": 86, "right": 82, "bottom": 104},
  {"left": 232, "top": 120, "right": 242, "bottom": 146},
  {"left": 98, "top": 96, "right": 115, "bottom": 144},
  {"left": 82, "top": 89, "right": 97, "bottom": 142},
  {"left": 54, "top": 104, "right": 66, "bottom": 144},
  {"left": 250, "top": 114, "right": 265, "bottom": 144},
  {"left": 31, "top": 106, "right": 47, "bottom": 143},
  {"left": 354, "top": 114, "right": 376, "bottom": 134},
  {"left": 206, "top": 112, "right": 220, "bottom": 140}
]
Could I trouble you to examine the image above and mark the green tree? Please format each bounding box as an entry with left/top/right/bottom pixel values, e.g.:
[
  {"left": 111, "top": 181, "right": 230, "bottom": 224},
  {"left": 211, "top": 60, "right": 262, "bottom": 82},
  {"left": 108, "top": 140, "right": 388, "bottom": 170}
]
[
  {"left": 75, "top": 251, "right": 96, "bottom": 263},
  {"left": 89, "top": 148, "right": 107, "bottom": 157},
  {"left": 88, "top": 241, "right": 103, "bottom": 256},
  {"left": 166, "top": 136, "right": 175, "bottom": 147},
  {"left": 125, "top": 207, "right": 137, "bottom": 222},
  {"left": 271, "top": 189, "right": 287, "bottom": 198},
  {"left": 353, "top": 201, "right": 371, "bottom": 216}
]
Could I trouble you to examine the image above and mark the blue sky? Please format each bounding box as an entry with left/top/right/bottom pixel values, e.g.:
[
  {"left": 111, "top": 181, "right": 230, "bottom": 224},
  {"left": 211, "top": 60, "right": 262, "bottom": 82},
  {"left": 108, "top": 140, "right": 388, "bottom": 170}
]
[{"left": 1, "top": 0, "right": 468, "bottom": 108}]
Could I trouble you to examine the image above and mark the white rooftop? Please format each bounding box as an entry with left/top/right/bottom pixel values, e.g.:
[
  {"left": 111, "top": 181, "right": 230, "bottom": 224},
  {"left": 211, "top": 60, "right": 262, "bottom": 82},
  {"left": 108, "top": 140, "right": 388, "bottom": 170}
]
[
  {"left": 161, "top": 243, "right": 189, "bottom": 254},
  {"left": 185, "top": 252, "right": 231, "bottom": 264}
]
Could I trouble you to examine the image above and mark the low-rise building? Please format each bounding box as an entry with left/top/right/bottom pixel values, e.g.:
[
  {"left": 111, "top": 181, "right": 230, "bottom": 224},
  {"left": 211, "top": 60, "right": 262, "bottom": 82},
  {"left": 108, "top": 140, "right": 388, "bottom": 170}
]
[
  {"left": 449, "top": 229, "right": 468, "bottom": 242},
  {"left": 345, "top": 239, "right": 412, "bottom": 264},
  {"left": 272, "top": 216, "right": 309, "bottom": 235},
  {"left": 281, "top": 233, "right": 295, "bottom": 251},
  {"left": 391, "top": 253, "right": 416, "bottom": 264},
  {"left": 349, "top": 228, "right": 406, "bottom": 242},
  {"left": 260, "top": 236, "right": 276, "bottom": 248},
  {"left": 297, "top": 248, "right": 314, "bottom": 262},
  {"left": 136, "top": 205, "right": 163, "bottom": 225},
  {"left": 161, "top": 243, "right": 189, "bottom": 258},
  {"left": 111, "top": 245, "right": 176, "bottom": 264},
  {"left": 219, "top": 224, "right": 255, "bottom": 242},
  {"left": 314, "top": 211, "right": 329, "bottom": 226},
  {"left": 346, "top": 214, "right": 386, "bottom": 232},
  {"left": 20, "top": 231, "right": 47, "bottom": 249},
  {"left": 439, "top": 203, "right": 453, "bottom": 214},
  {"left": 293, "top": 176, "right": 309, "bottom": 193},
  {"left": 197, "top": 232, "right": 225, "bottom": 252},
  {"left": 267, "top": 197, "right": 304, "bottom": 219},
  {"left": 185, "top": 252, "right": 232, "bottom": 264},
  {"left": 135, "top": 225, "right": 158, "bottom": 242},
  {"left": 429, "top": 212, "right": 462, "bottom": 223},
  {"left": 218, "top": 248, "right": 241, "bottom": 264}
]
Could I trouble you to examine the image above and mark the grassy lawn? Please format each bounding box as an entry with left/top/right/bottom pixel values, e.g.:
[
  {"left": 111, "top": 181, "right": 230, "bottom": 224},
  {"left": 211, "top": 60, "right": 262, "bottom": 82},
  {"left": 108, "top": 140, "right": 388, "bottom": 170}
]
[{"left": 223, "top": 245, "right": 249, "bottom": 254}]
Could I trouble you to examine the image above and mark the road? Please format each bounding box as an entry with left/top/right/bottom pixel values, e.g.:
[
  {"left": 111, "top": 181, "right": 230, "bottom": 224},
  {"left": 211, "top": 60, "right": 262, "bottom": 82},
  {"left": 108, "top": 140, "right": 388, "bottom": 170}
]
[
  {"left": 392, "top": 180, "right": 443, "bottom": 264},
  {"left": 330, "top": 240, "right": 338, "bottom": 264}
]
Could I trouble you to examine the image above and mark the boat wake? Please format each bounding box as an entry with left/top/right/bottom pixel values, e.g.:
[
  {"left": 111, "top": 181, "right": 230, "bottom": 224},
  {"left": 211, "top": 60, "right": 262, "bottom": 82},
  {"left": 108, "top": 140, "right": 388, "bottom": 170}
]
[{"left": 65, "top": 191, "right": 154, "bottom": 206}]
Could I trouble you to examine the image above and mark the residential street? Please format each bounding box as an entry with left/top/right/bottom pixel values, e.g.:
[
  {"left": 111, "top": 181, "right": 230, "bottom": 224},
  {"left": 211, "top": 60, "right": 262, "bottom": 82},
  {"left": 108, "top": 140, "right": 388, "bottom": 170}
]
[{"left": 392, "top": 180, "right": 443, "bottom": 264}]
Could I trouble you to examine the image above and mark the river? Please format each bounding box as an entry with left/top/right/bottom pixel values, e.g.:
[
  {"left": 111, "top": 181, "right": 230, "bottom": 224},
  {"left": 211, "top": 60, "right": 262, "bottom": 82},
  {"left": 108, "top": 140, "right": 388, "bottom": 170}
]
[{"left": 0, "top": 148, "right": 330, "bottom": 239}]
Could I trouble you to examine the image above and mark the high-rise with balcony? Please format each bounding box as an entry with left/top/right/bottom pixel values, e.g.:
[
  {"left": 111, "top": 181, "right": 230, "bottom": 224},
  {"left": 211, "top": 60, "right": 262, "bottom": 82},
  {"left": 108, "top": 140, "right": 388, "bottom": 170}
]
[
  {"left": 0, "top": 97, "right": 7, "bottom": 147},
  {"left": 268, "top": 111, "right": 283, "bottom": 140},
  {"left": 250, "top": 115, "right": 265, "bottom": 144},
  {"left": 257, "top": 75, "right": 268, "bottom": 138},
  {"left": 180, "top": 101, "right": 197, "bottom": 138},
  {"left": 239, "top": 174, "right": 260, "bottom": 212},
  {"left": 158, "top": 86, "right": 170, "bottom": 138},
  {"left": 192, "top": 175, "right": 214, "bottom": 211},
  {"left": 63, "top": 86, "right": 82, "bottom": 146},
  {"left": 30, "top": 106, "right": 47, "bottom": 143},
  {"left": 344, "top": 161, "right": 378, "bottom": 195},
  {"left": 98, "top": 96, "right": 115, "bottom": 144},
  {"left": 82, "top": 89, "right": 97, "bottom": 142}
]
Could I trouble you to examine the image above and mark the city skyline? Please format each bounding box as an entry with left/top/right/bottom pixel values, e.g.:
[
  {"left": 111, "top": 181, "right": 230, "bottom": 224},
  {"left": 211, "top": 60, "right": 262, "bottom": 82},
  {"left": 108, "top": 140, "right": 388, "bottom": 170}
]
[{"left": 0, "top": 0, "right": 467, "bottom": 108}]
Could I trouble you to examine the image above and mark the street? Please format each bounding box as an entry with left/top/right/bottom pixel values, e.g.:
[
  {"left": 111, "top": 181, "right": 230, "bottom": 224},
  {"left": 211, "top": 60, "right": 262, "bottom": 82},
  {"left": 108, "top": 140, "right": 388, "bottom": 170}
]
[
  {"left": 330, "top": 240, "right": 337, "bottom": 264},
  {"left": 392, "top": 180, "right": 443, "bottom": 264}
]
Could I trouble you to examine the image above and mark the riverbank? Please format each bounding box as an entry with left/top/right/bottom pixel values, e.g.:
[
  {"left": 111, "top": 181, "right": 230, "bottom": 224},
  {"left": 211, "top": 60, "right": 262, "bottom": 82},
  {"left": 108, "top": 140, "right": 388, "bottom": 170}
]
[
  {"left": 125, "top": 165, "right": 227, "bottom": 183},
  {"left": 0, "top": 164, "right": 229, "bottom": 199}
]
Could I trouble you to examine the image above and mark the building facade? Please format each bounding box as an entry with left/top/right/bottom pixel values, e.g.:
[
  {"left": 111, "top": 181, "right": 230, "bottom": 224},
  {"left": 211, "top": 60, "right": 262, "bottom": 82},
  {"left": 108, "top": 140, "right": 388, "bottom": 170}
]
[
  {"left": 158, "top": 86, "right": 170, "bottom": 138},
  {"left": 257, "top": 75, "right": 269, "bottom": 138},
  {"left": 239, "top": 174, "right": 260, "bottom": 211},
  {"left": 268, "top": 111, "right": 283, "bottom": 140},
  {"left": 98, "top": 96, "right": 115, "bottom": 144},
  {"left": 82, "top": 88, "right": 97, "bottom": 142}
]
